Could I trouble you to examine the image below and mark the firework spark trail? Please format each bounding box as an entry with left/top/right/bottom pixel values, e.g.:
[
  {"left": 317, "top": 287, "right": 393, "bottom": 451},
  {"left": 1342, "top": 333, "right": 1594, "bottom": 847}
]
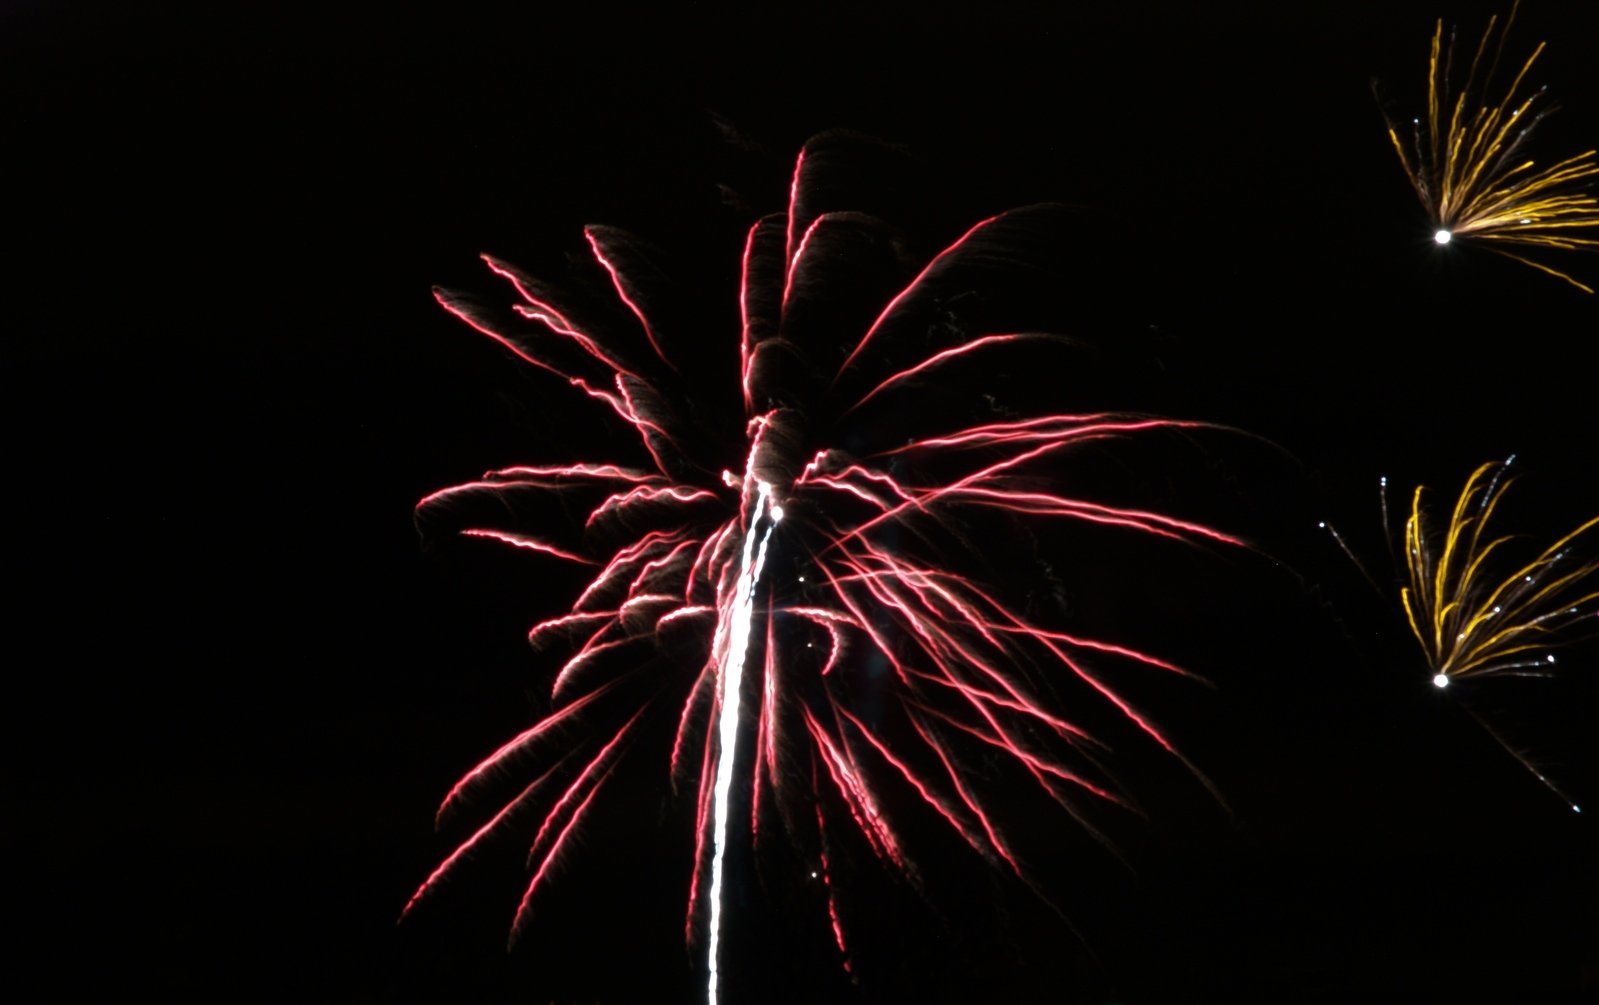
[
  {"left": 1379, "top": 0, "right": 1599, "bottom": 290},
  {"left": 406, "top": 133, "right": 1244, "bottom": 994},
  {"left": 1402, "top": 459, "right": 1598, "bottom": 688},
  {"left": 1385, "top": 457, "right": 1597, "bottom": 811},
  {"left": 706, "top": 481, "right": 781, "bottom": 1004}
]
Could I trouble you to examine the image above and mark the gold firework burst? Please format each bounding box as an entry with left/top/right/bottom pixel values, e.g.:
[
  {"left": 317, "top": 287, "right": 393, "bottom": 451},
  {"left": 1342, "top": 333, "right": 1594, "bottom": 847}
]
[
  {"left": 1402, "top": 459, "right": 1599, "bottom": 688},
  {"left": 1382, "top": 2, "right": 1599, "bottom": 291}
]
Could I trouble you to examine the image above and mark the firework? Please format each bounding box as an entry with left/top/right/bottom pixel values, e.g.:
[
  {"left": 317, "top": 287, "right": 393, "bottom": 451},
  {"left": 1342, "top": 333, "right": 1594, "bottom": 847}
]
[
  {"left": 1384, "top": 457, "right": 1597, "bottom": 812},
  {"left": 1380, "top": 1, "right": 1599, "bottom": 291},
  {"left": 405, "top": 133, "right": 1242, "bottom": 994},
  {"left": 1401, "top": 458, "right": 1598, "bottom": 688}
]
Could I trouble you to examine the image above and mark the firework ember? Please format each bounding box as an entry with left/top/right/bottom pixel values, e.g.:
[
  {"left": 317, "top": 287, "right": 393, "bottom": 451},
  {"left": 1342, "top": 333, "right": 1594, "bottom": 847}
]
[
  {"left": 1379, "top": 1, "right": 1599, "bottom": 291},
  {"left": 405, "top": 133, "right": 1244, "bottom": 997},
  {"left": 1401, "top": 458, "right": 1598, "bottom": 689},
  {"left": 1325, "top": 457, "right": 1598, "bottom": 813}
]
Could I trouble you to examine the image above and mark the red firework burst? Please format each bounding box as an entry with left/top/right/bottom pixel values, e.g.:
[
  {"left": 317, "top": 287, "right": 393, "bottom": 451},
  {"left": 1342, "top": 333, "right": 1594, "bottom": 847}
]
[{"left": 404, "top": 133, "right": 1243, "bottom": 982}]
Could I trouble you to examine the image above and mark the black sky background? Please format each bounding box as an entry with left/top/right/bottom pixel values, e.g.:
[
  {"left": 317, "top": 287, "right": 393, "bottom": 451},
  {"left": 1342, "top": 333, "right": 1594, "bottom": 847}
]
[{"left": 8, "top": 1, "right": 1598, "bottom": 1001}]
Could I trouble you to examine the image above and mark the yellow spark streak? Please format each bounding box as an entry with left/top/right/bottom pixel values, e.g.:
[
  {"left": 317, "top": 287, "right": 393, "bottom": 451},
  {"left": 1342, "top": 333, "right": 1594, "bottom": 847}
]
[
  {"left": 1401, "top": 460, "right": 1599, "bottom": 683},
  {"left": 1383, "top": 2, "right": 1599, "bottom": 291}
]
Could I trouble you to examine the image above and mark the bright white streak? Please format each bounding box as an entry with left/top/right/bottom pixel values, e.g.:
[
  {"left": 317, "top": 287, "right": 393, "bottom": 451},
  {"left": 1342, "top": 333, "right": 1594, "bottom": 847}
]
[
  {"left": 1434, "top": 229, "right": 1453, "bottom": 245},
  {"left": 707, "top": 481, "right": 781, "bottom": 1004}
]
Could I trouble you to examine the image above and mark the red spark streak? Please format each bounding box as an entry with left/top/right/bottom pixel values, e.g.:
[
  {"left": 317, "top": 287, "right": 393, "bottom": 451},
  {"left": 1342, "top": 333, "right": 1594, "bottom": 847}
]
[
  {"left": 459, "top": 528, "right": 596, "bottom": 565},
  {"left": 490, "top": 463, "right": 656, "bottom": 483},
  {"left": 584, "top": 227, "right": 673, "bottom": 368},
  {"left": 784, "top": 607, "right": 849, "bottom": 676},
  {"left": 783, "top": 147, "right": 806, "bottom": 268},
  {"left": 434, "top": 682, "right": 620, "bottom": 830},
  {"left": 835, "top": 705, "right": 993, "bottom": 862},
  {"left": 847, "top": 332, "right": 1039, "bottom": 412},
  {"left": 552, "top": 632, "right": 646, "bottom": 700},
  {"left": 904, "top": 711, "right": 1024, "bottom": 872},
  {"left": 432, "top": 287, "right": 568, "bottom": 381},
  {"left": 683, "top": 675, "right": 719, "bottom": 944},
  {"left": 625, "top": 543, "right": 697, "bottom": 595},
  {"left": 824, "top": 416, "right": 1246, "bottom": 552},
  {"left": 482, "top": 254, "right": 639, "bottom": 378},
  {"left": 813, "top": 798, "right": 851, "bottom": 969},
  {"left": 804, "top": 708, "right": 904, "bottom": 867},
  {"left": 572, "top": 529, "right": 691, "bottom": 611},
  {"left": 832, "top": 211, "right": 1007, "bottom": 381},
  {"left": 403, "top": 759, "right": 570, "bottom": 919},
  {"left": 751, "top": 607, "right": 780, "bottom": 843},
  {"left": 657, "top": 604, "right": 714, "bottom": 629},
  {"left": 529, "top": 610, "right": 617, "bottom": 647},
  {"left": 782, "top": 215, "right": 827, "bottom": 306},
  {"left": 508, "top": 707, "right": 649, "bottom": 943},
  {"left": 588, "top": 485, "right": 720, "bottom": 528}
]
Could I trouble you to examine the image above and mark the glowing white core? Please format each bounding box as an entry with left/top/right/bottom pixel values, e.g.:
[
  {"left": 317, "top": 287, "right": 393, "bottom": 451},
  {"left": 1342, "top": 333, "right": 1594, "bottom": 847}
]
[
  {"left": 1432, "top": 673, "right": 1450, "bottom": 688},
  {"left": 707, "top": 482, "right": 781, "bottom": 1004},
  {"left": 1434, "top": 229, "right": 1453, "bottom": 245}
]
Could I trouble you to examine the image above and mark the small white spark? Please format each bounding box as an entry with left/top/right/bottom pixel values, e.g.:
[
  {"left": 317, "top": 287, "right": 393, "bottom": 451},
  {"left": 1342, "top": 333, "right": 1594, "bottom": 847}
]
[
  {"left": 1433, "top": 673, "right": 1451, "bottom": 688},
  {"left": 1435, "top": 229, "right": 1453, "bottom": 245}
]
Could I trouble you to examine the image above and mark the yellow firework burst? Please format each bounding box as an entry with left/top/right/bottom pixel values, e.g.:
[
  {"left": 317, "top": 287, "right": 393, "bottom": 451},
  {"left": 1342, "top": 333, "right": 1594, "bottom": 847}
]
[
  {"left": 1382, "top": 2, "right": 1599, "bottom": 291},
  {"left": 1402, "top": 459, "right": 1599, "bottom": 689}
]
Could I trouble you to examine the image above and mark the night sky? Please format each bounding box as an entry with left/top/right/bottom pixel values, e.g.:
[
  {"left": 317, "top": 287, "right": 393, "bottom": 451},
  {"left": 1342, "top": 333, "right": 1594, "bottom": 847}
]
[{"left": 9, "top": 1, "right": 1598, "bottom": 1001}]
